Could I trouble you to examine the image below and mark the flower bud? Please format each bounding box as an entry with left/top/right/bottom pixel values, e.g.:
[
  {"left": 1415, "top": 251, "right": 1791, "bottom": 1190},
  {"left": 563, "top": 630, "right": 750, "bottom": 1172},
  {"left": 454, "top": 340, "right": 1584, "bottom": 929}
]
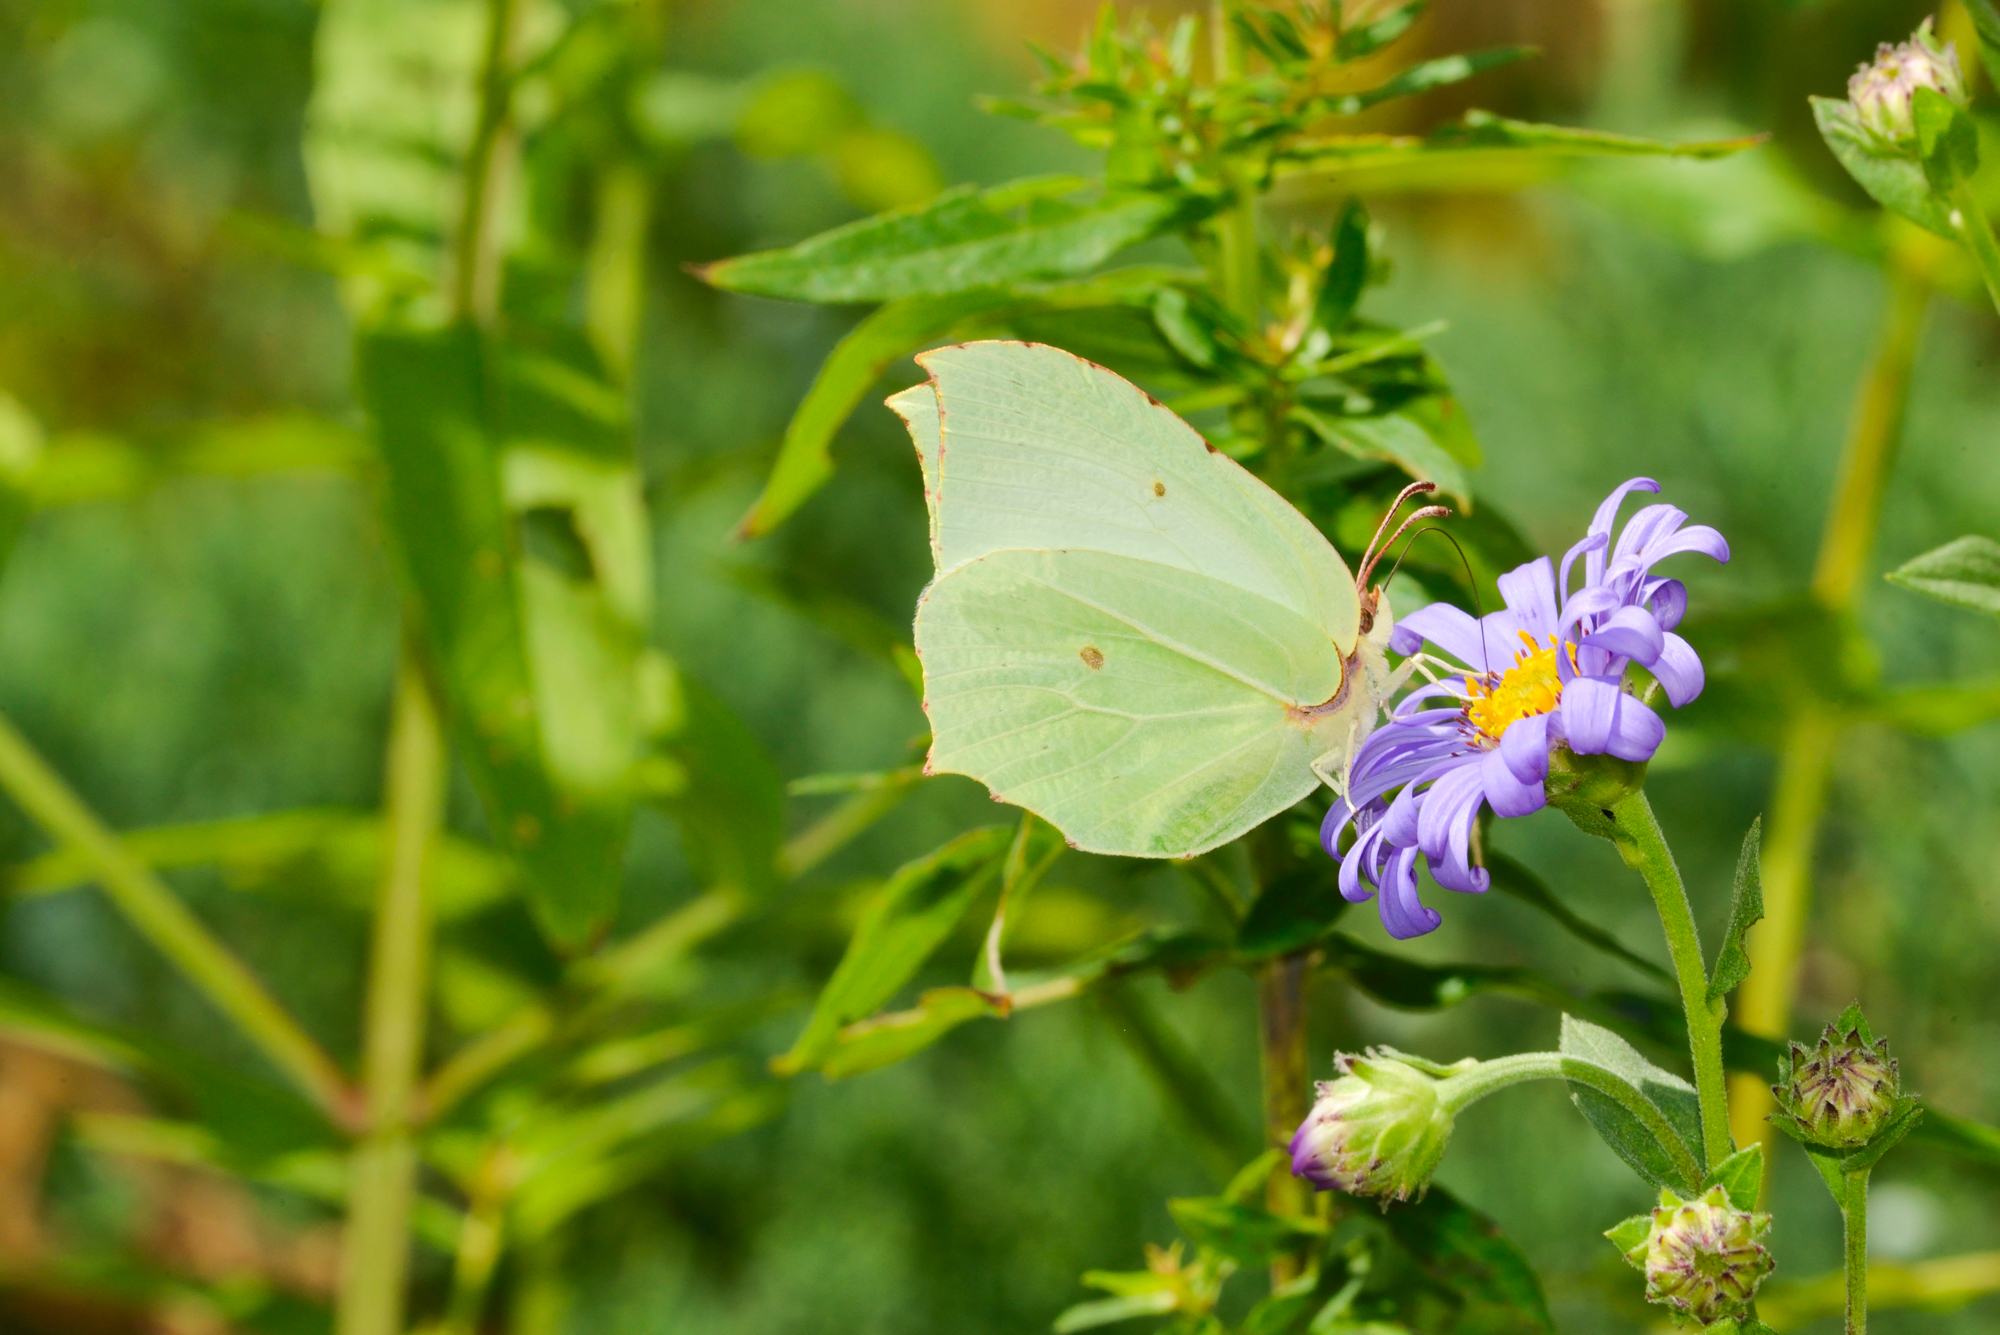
[
  {"left": 1289, "top": 1050, "right": 1458, "bottom": 1202},
  {"left": 1628, "top": 1185, "right": 1775, "bottom": 1326},
  {"left": 1774, "top": 1020, "right": 1900, "bottom": 1148},
  {"left": 1847, "top": 19, "right": 1967, "bottom": 149}
]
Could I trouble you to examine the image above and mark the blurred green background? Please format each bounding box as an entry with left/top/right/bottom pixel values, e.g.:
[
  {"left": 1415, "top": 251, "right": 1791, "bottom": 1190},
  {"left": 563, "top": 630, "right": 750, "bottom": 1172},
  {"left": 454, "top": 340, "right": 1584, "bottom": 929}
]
[{"left": 0, "top": 0, "right": 1997, "bottom": 1332}]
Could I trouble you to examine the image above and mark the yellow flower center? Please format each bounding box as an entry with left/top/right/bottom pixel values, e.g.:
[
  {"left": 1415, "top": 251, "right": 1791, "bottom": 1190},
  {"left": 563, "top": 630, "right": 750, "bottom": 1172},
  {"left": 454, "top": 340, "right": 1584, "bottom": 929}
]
[{"left": 1464, "top": 634, "right": 1566, "bottom": 743}]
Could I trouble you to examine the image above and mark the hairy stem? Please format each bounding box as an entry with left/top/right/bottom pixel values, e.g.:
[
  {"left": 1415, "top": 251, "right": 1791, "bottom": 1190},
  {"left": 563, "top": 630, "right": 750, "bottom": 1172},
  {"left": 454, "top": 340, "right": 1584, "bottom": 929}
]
[
  {"left": 1845, "top": 1168, "right": 1872, "bottom": 1335},
  {"left": 1730, "top": 263, "right": 1931, "bottom": 1155},
  {"left": 0, "top": 714, "right": 354, "bottom": 1122},
  {"left": 1258, "top": 953, "right": 1313, "bottom": 1280},
  {"left": 1609, "top": 791, "right": 1733, "bottom": 1169},
  {"left": 337, "top": 656, "right": 447, "bottom": 1335}
]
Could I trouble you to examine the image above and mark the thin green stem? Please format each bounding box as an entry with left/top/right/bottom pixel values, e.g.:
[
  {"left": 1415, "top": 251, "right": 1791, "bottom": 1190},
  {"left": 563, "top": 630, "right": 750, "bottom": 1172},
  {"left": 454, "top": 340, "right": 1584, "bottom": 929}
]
[
  {"left": 336, "top": 655, "right": 448, "bottom": 1335},
  {"left": 1434, "top": 1052, "right": 1707, "bottom": 1191},
  {"left": 1950, "top": 182, "right": 2000, "bottom": 316},
  {"left": 1609, "top": 791, "right": 1733, "bottom": 1169},
  {"left": 451, "top": 0, "right": 521, "bottom": 325},
  {"left": 0, "top": 714, "right": 354, "bottom": 1123},
  {"left": 1844, "top": 1168, "right": 1872, "bottom": 1335},
  {"left": 437, "top": 1150, "right": 513, "bottom": 1335},
  {"left": 1256, "top": 952, "right": 1313, "bottom": 1282}
]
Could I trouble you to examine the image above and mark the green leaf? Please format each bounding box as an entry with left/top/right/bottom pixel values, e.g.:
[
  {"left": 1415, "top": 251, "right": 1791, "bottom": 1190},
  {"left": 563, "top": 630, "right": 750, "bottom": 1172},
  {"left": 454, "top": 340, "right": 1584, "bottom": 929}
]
[
  {"left": 734, "top": 268, "right": 1186, "bottom": 537},
  {"left": 1603, "top": 1212, "right": 1651, "bottom": 1268},
  {"left": 1483, "top": 851, "right": 1670, "bottom": 985},
  {"left": 1318, "top": 48, "right": 1534, "bottom": 117},
  {"left": 1236, "top": 863, "right": 1349, "bottom": 959},
  {"left": 1886, "top": 535, "right": 2000, "bottom": 617},
  {"left": 1380, "top": 1186, "right": 1554, "bottom": 1333},
  {"left": 658, "top": 675, "right": 785, "bottom": 898},
  {"left": 697, "top": 180, "right": 1178, "bottom": 303},
  {"left": 1909, "top": 1105, "right": 2000, "bottom": 1168},
  {"left": 1053, "top": 1290, "right": 1179, "bottom": 1333},
  {"left": 1293, "top": 407, "right": 1471, "bottom": 504},
  {"left": 1168, "top": 1195, "right": 1326, "bottom": 1267},
  {"left": 1708, "top": 818, "right": 1763, "bottom": 1003},
  {"left": 775, "top": 826, "right": 1013, "bottom": 1073},
  {"left": 1321, "top": 932, "right": 1573, "bottom": 1013},
  {"left": 1706, "top": 1143, "right": 1765, "bottom": 1212},
  {"left": 1437, "top": 110, "right": 1761, "bottom": 160},
  {"left": 359, "top": 325, "right": 645, "bottom": 949},
  {"left": 1811, "top": 97, "right": 1956, "bottom": 238},
  {"left": 1969, "top": 0, "right": 2000, "bottom": 90},
  {"left": 817, "top": 987, "right": 1003, "bottom": 1079},
  {"left": 1559, "top": 1015, "right": 1705, "bottom": 1191},
  {"left": 1337, "top": 2, "right": 1423, "bottom": 60},
  {"left": 1316, "top": 198, "right": 1370, "bottom": 332},
  {"left": 1912, "top": 87, "right": 1980, "bottom": 191}
]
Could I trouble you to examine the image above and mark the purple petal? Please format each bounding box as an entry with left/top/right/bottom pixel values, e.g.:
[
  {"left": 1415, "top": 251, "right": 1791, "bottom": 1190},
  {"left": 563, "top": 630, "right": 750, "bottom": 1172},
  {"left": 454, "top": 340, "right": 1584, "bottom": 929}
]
[
  {"left": 1559, "top": 532, "right": 1607, "bottom": 605},
  {"left": 1644, "top": 578, "right": 1688, "bottom": 632},
  {"left": 1481, "top": 746, "right": 1546, "bottom": 819},
  {"left": 1641, "top": 523, "right": 1730, "bottom": 566},
  {"left": 1378, "top": 847, "right": 1440, "bottom": 939},
  {"left": 1585, "top": 478, "right": 1661, "bottom": 585},
  {"left": 1603, "top": 694, "right": 1664, "bottom": 762},
  {"left": 1580, "top": 605, "right": 1665, "bottom": 665},
  {"left": 1498, "top": 713, "right": 1552, "bottom": 786},
  {"left": 1651, "top": 632, "right": 1705, "bottom": 708},
  {"left": 1559, "top": 676, "right": 1624, "bottom": 755},
  {"left": 1496, "top": 557, "right": 1559, "bottom": 642},
  {"left": 1417, "top": 763, "right": 1489, "bottom": 894},
  {"left": 1391, "top": 604, "right": 1489, "bottom": 665}
]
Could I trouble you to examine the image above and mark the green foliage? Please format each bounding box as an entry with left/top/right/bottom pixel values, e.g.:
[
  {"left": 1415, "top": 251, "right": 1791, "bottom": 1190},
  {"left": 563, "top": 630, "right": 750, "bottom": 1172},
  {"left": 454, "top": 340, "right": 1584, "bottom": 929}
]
[
  {"left": 1559, "top": 1016, "right": 1705, "bottom": 1192},
  {"left": 1886, "top": 534, "right": 2000, "bottom": 616},
  {"left": 1707, "top": 819, "right": 1764, "bottom": 1003}
]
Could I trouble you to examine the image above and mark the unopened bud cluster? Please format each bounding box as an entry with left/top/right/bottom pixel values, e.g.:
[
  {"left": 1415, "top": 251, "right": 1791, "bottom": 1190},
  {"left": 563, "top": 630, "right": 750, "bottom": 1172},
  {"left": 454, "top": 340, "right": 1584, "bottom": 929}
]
[
  {"left": 1846, "top": 18, "right": 1968, "bottom": 150},
  {"left": 1625, "top": 1185, "right": 1775, "bottom": 1326},
  {"left": 1775, "top": 1020, "right": 1901, "bottom": 1148},
  {"left": 1288, "top": 1050, "right": 1459, "bottom": 1203}
]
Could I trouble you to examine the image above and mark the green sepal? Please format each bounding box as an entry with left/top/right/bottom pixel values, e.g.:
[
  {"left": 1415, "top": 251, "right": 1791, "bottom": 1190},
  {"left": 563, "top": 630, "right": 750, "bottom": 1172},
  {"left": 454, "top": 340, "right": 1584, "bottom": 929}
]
[
  {"left": 1839, "top": 1098, "right": 1923, "bottom": 1173},
  {"left": 1705, "top": 1143, "right": 1764, "bottom": 1212},
  {"left": 1604, "top": 1212, "right": 1651, "bottom": 1269},
  {"left": 1811, "top": 96, "right": 1956, "bottom": 238},
  {"left": 1912, "top": 87, "right": 1980, "bottom": 193},
  {"left": 1832, "top": 1000, "right": 1875, "bottom": 1046}
]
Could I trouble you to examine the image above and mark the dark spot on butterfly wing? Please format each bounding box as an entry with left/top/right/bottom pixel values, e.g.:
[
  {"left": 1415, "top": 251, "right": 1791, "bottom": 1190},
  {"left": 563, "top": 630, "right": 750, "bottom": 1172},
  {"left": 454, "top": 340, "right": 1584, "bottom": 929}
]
[
  {"left": 1152, "top": 480, "right": 1166, "bottom": 497},
  {"left": 1080, "top": 646, "right": 1104, "bottom": 670}
]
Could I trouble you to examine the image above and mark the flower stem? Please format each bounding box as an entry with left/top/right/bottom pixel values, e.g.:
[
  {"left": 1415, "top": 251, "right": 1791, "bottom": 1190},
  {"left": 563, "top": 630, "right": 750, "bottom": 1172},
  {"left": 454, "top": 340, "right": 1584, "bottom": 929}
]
[
  {"left": 0, "top": 713, "right": 354, "bottom": 1123},
  {"left": 1258, "top": 953, "right": 1314, "bottom": 1277},
  {"left": 336, "top": 654, "right": 447, "bottom": 1335},
  {"left": 1609, "top": 791, "right": 1734, "bottom": 1169},
  {"left": 1730, "top": 261, "right": 1931, "bottom": 1155},
  {"left": 1844, "top": 1167, "right": 1872, "bottom": 1335},
  {"left": 1949, "top": 182, "right": 2000, "bottom": 316}
]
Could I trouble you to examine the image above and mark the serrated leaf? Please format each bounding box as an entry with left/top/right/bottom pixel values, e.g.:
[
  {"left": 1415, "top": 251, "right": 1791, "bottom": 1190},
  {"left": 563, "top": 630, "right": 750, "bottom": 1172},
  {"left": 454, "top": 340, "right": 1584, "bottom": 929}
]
[
  {"left": 1706, "top": 1143, "right": 1764, "bottom": 1212},
  {"left": 1811, "top": 97, "right": 1956, "bottom": 237},
  {"left": 698, "top": 181, "right": 1177, "bottom": 303},
  {"left": 1560, "top": 1015, "right": 1705, "bottom": 1191},
  {"left": 1380, "top": 1186, "right": 1554, "bottom": 1333},
  {"left": 1886, "top": 535, "right": 2000, "bottom": 617},
  {"left": 1708, "top": 818, "right": 1763, "bottom": 1002},
  {"left": 775, "top": 826, "right": 1012, "bottom": 1073}
]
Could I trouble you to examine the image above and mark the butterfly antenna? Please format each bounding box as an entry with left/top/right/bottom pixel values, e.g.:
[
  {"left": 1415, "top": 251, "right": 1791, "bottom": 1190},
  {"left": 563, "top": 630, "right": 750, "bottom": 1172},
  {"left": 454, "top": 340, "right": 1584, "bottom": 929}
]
[
  {"left": 1357, "top": 502, "right": 1451, "bottom": 592},
  {"left": 1379, "top": 525, "right": 1491, "bottom": 675},
  {"left": 1356, "top": 480, "right": 1439, "bottom": 589}
]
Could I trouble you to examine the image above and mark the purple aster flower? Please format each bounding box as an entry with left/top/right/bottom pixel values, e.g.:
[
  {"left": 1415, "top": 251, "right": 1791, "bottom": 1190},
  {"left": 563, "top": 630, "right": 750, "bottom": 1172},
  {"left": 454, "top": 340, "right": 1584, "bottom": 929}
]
[{"left": 1322, "top": 478, "right": 1729, "bottom": 939}]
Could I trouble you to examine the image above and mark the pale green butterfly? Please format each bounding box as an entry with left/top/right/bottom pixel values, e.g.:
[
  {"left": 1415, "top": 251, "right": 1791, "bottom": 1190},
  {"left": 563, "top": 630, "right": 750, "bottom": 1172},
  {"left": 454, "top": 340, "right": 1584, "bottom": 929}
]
[{"left": 889, "top": 340, "right": 1444, "bottom": 858}]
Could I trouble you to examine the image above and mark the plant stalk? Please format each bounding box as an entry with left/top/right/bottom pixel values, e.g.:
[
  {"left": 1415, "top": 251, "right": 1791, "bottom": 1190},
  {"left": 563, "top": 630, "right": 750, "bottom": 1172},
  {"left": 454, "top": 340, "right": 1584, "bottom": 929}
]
[
  {"left": 1844, "top": 1167, "right": 1872, "bottom": 1335},
  {"left": 1949, "top": 183, "right": 2000, "bottom": 316},
  {"left": 1257, "top": 952, "right": 1313, "bottom": 1279},
  {"left": 1609, "top": 791, "right": 1733, "bottom": 1169},
  {"left": 336, "top": 655, "right": 448, "bottom": 1335},
  {"left": 451, "top": 0, "right": 521, "bottom": 326},
  {"left": 1729, "top": 263, "right": 1931, "bottom": 1155},
  {"left": 0, "top": 713, "right": 354, "bottom": 1122}
]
